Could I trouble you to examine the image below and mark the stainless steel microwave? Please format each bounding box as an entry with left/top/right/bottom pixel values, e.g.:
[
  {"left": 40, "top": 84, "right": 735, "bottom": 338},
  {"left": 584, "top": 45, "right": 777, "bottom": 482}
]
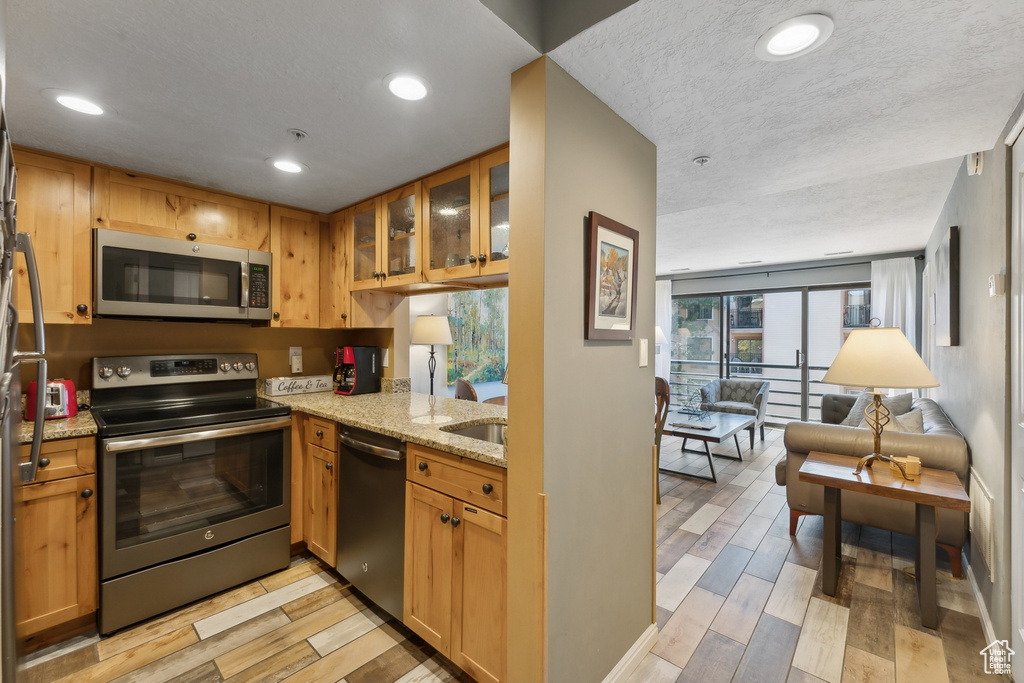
[{"left": 94, "top": 229, "right": 272, "bottom": 321}]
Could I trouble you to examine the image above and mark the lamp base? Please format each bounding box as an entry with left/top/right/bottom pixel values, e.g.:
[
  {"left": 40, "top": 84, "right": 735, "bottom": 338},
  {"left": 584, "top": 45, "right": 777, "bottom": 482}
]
[{"left": 852, "top": 452, "right": 910, "bottom": 481}]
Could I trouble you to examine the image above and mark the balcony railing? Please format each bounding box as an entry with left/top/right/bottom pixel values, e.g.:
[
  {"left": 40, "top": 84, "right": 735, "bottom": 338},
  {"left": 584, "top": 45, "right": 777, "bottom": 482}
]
[
  {"left": 843, "top": 304, "right": 871, "bottom": 328},
  {"left": 730, "top": 309, "right": 763, "bottom": 328}
]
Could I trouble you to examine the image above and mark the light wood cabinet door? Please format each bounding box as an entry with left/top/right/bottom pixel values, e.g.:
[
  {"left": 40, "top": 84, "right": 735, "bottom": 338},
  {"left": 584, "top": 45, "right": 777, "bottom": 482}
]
[
  {"left": 320, "top": 209, "right": 351, "bottom": 327},
  {"left": 404, "top": 482, "right": 453, "bottom": 653},
  {"left": 422, "top": 162, "right": 479, "bottom": 282},
  {"left": 290, "top": 413, "right": 306, "bottom": 545},
  {"left": 304, "top": 443, "right": 337, "bottom": 566},
  {"left": 271, "top": 206, "right": 320, "bottom": 327},
  {"left": 13, "top": 150, "right": 93, "bottom": 323},
  {"left": 348, "top": 197, "right": 383, "bottom": 292},
  {"left": 478, "top": 147, "right": 510, "bottom": 277},
  {"left": 382, "top": 182, "right": 423, "bottom": 287},
  {"left": 14, "top": 473, "right": 98, "bottom": 636},
  {"left": 452, "top": 501, "right": 507, "bottom": 683},
  {"left": 92, "top": 167, "right": 270, "bottom": 250}
]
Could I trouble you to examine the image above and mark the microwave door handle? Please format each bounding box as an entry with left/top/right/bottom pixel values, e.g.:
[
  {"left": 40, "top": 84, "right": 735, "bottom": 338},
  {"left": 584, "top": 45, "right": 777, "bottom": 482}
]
[
  {"left": 19, "top": 358, "right": 47, "bottom": 483},
  {"left": 13, "top": 232, "right": 46, "bottom": 359},
  {"left": 240, "top": 261, "right": 249, "bottom": 309}
]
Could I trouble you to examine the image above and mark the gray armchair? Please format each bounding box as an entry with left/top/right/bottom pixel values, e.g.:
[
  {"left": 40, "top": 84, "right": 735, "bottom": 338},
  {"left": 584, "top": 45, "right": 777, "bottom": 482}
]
[{"left": 700, "top": 378, "right": 770, "bottom": 449}]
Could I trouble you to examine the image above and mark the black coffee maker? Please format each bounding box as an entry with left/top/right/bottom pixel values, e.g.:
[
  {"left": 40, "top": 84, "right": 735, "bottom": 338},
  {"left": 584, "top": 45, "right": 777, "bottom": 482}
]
[{"left": 333, "top": 346, "right": 381, "bottom": 395}]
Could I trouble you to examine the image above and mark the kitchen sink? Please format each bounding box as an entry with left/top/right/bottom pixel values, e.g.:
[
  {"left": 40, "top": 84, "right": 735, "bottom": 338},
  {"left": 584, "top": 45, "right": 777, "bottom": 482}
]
[{"left": 442, "top": 421, "right": 505, "bottom": 445}]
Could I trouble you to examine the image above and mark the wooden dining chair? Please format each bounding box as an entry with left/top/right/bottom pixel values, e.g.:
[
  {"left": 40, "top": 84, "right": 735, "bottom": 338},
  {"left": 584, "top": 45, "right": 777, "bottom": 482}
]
[
  {"left": 654, "top": 376, "right": 671, "bottom": 504},
  {"left": 455, "top": 378, "right": 478, "bottom": 401}
]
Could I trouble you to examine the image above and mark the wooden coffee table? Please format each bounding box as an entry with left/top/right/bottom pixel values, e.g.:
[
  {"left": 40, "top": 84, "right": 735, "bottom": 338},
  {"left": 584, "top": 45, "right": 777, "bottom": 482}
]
[
  {"left": 659, "top": 412, "right": 754, "bottom": 483},
  {"left": 798, "top": 451, "right": 970, "bottom": 629}
]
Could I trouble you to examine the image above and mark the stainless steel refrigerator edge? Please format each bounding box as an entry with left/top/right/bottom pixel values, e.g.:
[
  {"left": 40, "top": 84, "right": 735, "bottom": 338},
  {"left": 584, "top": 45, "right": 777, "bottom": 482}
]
[{"left": 1, "top": 113, "right": 50, "bottom": 682}]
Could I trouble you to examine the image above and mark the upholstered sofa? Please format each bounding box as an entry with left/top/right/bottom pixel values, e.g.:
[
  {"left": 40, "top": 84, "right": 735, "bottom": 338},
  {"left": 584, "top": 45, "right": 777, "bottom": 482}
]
[
  {"left": 775, "top": 393, "right": 969, "bottom": 575},
  {"left": 700, "top": 378, "right": 770, "bottom": 449}
]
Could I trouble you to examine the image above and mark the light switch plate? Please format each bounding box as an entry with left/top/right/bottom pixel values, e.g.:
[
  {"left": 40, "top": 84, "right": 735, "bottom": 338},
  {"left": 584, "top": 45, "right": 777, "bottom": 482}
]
[{"left": 639, "top": 338, "right": 648, "bottom": 367}]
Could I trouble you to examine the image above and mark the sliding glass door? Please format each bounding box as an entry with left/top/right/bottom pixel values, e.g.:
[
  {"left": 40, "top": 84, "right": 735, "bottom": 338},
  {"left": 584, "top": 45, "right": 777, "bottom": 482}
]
[{"left": 668, "top": 284, "right": 869, "bottom": 424}]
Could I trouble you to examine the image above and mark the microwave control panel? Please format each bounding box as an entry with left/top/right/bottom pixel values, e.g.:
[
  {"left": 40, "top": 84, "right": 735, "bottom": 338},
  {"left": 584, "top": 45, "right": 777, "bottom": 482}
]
[{"left": 248, "top": 263, "right": 269, "bottom": 309}]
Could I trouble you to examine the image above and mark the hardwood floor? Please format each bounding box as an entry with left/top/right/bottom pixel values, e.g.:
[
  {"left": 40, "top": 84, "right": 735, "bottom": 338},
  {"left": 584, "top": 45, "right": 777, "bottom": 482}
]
[
  {"left": 20, "top": 557, "right": 472, "bottom": 683},
  {"left": 637, "top": 428, "right": 1006, "bottom": 683},
  {"left": 19, "top": 427, "right": 1004, "bottom": 682}
]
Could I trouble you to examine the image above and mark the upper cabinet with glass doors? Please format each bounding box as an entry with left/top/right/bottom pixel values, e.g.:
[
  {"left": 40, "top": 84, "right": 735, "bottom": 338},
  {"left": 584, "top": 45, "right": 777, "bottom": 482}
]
[
  {"left": 348, "top": 184, "right": 422, "bottom": 290},
  {"left": 422, "top": 146, "right": 510, "bottom": 282}
]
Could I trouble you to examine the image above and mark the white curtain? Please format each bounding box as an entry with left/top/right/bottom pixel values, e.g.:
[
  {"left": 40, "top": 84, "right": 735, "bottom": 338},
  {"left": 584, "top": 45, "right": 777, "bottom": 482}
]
[
  {"left": 870, "top": 257, "right": 917, "bottom": 347},
  {"left": 655, "top": 281, "right": 673, "bottom": 381}
]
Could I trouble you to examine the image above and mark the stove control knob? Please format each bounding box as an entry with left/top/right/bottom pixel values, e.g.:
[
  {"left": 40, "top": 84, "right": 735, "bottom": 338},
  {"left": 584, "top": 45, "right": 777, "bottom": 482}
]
[
  {"left": 116, "top": 366, "right": 132, "bottom": 379},
  {"left": 220, "top": 362, "right": 232, "bottom": 372},
  {"left": 232, "top": 362, "right": 244, "bottom": 372},
  {"left": 99, "top": 367, "right": 114, "bottom": 380},
  {"left": 244, "top": 361, "right": 256, "bottom": 372}
]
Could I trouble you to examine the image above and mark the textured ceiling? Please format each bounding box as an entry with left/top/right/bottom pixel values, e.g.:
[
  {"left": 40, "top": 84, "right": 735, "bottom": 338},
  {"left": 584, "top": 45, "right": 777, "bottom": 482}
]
[
  {"left": 5, "top": 0, "right": 539, "bottom": 212},
  {"left": 6, "top": 1, "right": 1024, "bottom": 274},
  {"left": 551, "top": 0, "right": 1024, "bottom": 273}
]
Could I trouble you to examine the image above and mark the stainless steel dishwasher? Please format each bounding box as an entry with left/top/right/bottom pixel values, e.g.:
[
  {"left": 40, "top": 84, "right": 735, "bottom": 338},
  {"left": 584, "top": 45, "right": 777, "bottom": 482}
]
[{"left": 336, "top": 426, "right": 407, "bottom": 620}]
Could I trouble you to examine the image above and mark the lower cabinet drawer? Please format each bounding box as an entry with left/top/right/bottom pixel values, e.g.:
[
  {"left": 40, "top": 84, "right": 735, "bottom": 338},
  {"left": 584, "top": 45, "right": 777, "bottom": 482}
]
[{"left": 407, "top": 444, "right": 505, "bottom": 516}]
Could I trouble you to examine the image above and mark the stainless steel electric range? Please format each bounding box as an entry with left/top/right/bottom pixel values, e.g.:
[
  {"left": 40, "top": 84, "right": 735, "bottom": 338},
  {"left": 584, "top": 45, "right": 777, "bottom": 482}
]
[{"left": 91, "top": 353, "right": 292, "bottom": 634}]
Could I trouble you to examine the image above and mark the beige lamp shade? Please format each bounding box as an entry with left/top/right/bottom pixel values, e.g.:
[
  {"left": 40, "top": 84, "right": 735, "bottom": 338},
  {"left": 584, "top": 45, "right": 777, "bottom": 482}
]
[
  {"left": 655, "top": 326, "right": 669, "bottom": 345},
  {"left": 411, "top": 315, "right": 453, "bottom": 346},
  {"left": 822, "top": 327, "right": 939, "bottom": 389}
]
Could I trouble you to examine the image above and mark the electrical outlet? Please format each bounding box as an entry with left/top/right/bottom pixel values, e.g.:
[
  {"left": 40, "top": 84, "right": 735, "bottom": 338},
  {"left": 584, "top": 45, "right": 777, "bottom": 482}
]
[{"left": 289, "top": 347, "right": 303, "bottom": 374}]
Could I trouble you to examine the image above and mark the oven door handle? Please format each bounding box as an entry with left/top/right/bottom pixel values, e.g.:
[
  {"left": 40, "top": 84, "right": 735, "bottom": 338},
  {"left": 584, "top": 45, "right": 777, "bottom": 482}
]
[
  {"left": 338, "top": 432, "right": 405, "bottom": 461},
  {"left": 103, "top": 415, "right": 291, "bottom": 453}
]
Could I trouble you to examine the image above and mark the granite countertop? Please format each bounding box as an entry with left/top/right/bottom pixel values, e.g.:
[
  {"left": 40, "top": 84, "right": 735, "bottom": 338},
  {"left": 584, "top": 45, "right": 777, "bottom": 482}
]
[
  {"left": 272, "top": 391, "right": 508, "bottom": 468},
  {"left": 18, "top": 410, "right": 97, "bottom": 444}
]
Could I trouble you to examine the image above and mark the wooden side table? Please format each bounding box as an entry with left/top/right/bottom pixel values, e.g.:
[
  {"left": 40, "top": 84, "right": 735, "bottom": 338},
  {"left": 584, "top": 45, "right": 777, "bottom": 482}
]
[{"left": 798, "top": 451, "right": 970, "bottom": 629}]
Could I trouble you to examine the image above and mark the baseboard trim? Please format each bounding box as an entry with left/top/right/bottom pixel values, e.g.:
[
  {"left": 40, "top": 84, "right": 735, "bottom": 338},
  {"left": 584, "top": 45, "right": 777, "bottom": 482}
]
[
  {"left": 965, "top": 551, "right": 998, "bottom": 645},
  {"left": 602, "top": 624, "right": 659, "bottom": 683}
]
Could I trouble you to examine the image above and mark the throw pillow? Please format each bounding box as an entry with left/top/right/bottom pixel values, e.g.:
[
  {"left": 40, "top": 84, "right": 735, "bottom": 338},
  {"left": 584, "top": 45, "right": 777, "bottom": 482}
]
[
  {"left": 858, "top": 407, "right": 925, "bottom": 434},
  {"left": 841, "top": 392, "right": 914, "bottom": 426}
]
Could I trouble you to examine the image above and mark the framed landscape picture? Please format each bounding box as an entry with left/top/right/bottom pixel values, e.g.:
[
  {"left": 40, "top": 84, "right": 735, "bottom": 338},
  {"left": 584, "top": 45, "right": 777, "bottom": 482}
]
[{"left": 586, "top": 211, "right": 639, "bottom": 340}]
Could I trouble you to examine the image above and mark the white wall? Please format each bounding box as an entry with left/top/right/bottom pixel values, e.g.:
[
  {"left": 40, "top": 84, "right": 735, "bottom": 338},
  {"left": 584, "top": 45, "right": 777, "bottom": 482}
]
[{"left": 408, "top": 293, "right": 450, "bottom": 396}]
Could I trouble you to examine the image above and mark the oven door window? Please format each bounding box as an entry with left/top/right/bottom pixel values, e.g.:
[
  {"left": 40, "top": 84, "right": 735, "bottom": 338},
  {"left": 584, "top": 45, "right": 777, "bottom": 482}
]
[
  {"left": 112, "top": 430, "right": 284, "bottom": 550},
  {"left": 101, "top": 246, "right": 240, "bottom": 307}
]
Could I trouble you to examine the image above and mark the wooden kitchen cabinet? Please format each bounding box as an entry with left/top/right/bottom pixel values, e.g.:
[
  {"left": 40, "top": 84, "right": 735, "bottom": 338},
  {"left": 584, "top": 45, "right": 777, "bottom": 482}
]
[
  {"left": 271, "top": 206, "right": 321, "bottom": 327},
  {"left": 320, "top": 209, "right": 351, "bottom": 327},
  {"left": 347, "top": 185, "right": 423, "bottom": 291},
  {"left": 405, "top": 444, "right": 506, "bottom": 683},
  {"left": 12, "top": 149, "right": 93, "bottom": 323},
  {"left": 92, "top": 166, "right": 270, "bottom": 250},
  {"left": 422, "top": 160, "right": 479, "bottom": 282},
  {"left": 303, "top": 416, "right": 338, "bottom": 566},
  {"left": 477, "top": 147, "right": 510, "bottom": 277},
  {"left": 14, "top": 438, "right": 97, "bottom": 637}
]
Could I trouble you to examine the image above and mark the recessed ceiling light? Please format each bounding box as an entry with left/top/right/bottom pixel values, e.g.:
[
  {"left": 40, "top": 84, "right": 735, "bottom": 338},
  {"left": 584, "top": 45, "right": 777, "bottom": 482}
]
[
  {"left": 385, "top": 74, "right": 428, "bottom": 101},
  {"left": 271, "top": 159, "right": 304, "bottom": 173},
  {"left": 693, "top": 156, "right": 711, "bottom": 168},
  {"left": 755, "top": 14, "right": 834, "bottom": 61}
]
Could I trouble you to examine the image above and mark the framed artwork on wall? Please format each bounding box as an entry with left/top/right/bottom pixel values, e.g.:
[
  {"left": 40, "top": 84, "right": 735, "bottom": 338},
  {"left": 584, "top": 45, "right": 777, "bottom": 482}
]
[
  {"left": 585, "top": 211, "right": 639, "bottom": 340},
  {"left": 934, "top": 225, "right": 960, "bottom": 346}
]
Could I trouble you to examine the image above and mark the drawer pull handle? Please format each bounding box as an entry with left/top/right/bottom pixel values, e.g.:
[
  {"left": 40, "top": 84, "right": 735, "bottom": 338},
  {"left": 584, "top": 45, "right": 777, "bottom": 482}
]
[
  {"left": 440, "top": 513, "right": 450, "bottom": 524},
  {"left": 482, "top": 483, "right": 493, "bottom": 495},
  {"left": 451, "top": 516, "right": 461, "bottom": 528},
  {"left": 38, "top": 458, "right": 50, "bottom": 468},
  {"left": 316, "top": 430, "right": 324, "bottom": 438},
  {"left": 418, "top": 462, "right": 428, "bottom": 472},
  {"left": 81, "top": 488, "right": 93, "bottom": 499},
  {"left": 325, "top": 462, "right": 333, "bottom": 470}
]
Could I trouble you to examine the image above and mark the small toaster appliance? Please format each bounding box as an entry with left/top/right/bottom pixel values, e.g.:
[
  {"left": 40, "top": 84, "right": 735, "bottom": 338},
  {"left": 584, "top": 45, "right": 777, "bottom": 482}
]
[
  {"left": 333, "top": 346, "right": 381, "bottom": 395},
  {"left": 26, "top": 379, "right": 78, "bottom": 420}
]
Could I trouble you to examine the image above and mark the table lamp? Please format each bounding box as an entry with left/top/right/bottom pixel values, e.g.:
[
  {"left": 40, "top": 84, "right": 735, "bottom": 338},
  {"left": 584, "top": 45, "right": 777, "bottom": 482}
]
[
  {"left": 411, "top": 315, "right": 453, "bottom": 397},
  {"left": 655, "top": 325, "right": 669, "bottom": 349},
  {"left": 821, "top": 323, "right": 939, "bottom": 478}
]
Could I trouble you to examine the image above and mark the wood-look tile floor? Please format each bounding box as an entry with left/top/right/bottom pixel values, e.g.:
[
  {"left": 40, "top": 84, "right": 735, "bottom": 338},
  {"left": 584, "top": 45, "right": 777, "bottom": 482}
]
[
  {"left": 637, "top": 427, "right": 1007, "bottom": 683},
  {"left": 18, "top": 428, "right": 1006, "bottom": 683},
  {"left": 20, "top": 556, "right": 472, "bottom": 683}
]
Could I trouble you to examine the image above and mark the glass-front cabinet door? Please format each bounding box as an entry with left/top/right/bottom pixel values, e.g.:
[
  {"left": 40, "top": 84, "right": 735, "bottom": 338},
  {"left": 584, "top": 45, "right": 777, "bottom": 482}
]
[
  {"left": 383, "top": 182, "right": 422, "bottom": 287},
  {"left": 349, "top": 197, "right": 382, "bottom": 291},
  {"left": 479, "top": 147, "right": 509, "bottom": 277},
  {"left": 423, "top": 161, "right": 479, "bottom": 282}
]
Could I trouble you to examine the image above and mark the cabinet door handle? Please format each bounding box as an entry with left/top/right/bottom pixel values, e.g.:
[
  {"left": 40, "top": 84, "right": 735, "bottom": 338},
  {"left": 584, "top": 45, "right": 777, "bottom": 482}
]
[
  {"left": 38, "top": 458, "right": 50, "bottom": 469},
  {"left": 81, "top": 488, "right": 93, "bottom": 498},
  {"left": 440, "top": 513, "right": 450, "bottom": 524},
  {"left": 77, "top": 304, "right": 88, "bottom": 314},
  {"left": 478, "top": 253, "right": 487, "bottom": 263},
  {"left": 316, "top": 430, "right": 324, "bottom": 438},
  {"left": 273, "top": 312, "right": 280, "bottom": 320},
  {"left": 187, "top": 233, "right": 197, "bottom": 241},
  {"left": 325, "top": 462, "right": 333, "bottom": 470},
  {"left": 418, "top": 462, "right": 428, "bottom": 471},
  {"left": 482, "top": 483, "right": 493, "bottom": 495},
  {"left": 451, "top": 516, "right": 461, "bottom": 528},
  {"left": 340, "top": 313, "right": 347, "bottom": 320},
  {"left": 467, "top": 254, "right": 477, "bottom": 264}
]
